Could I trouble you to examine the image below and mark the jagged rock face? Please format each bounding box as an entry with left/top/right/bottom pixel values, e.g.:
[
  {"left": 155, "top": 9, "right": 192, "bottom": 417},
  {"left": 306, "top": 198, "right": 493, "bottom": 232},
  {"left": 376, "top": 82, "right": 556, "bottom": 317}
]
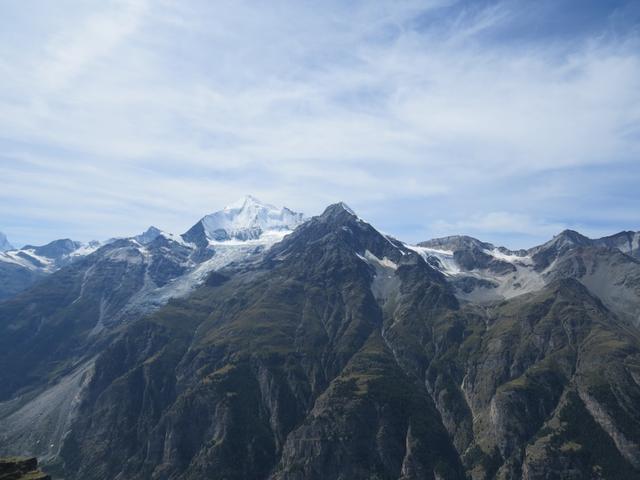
[
  {"left": 391, "top": 239, "right": 640, "bottom": 477},
  {"left": 181, "top": 220, "right": 210, "bottom": 249}
]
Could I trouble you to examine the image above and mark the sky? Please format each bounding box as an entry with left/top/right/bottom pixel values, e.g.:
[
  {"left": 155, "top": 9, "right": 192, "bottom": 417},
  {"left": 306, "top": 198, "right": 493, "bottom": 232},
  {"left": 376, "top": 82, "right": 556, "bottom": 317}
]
[{"left": 1, "top": 0, "right": 639, "bottom": 249}]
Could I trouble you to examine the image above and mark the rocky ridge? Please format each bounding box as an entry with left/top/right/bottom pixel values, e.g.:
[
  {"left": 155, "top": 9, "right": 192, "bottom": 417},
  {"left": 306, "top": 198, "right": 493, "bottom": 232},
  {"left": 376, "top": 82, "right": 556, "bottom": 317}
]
[{"left": 0, "top": 201, "right": 638, "bottom": 479}]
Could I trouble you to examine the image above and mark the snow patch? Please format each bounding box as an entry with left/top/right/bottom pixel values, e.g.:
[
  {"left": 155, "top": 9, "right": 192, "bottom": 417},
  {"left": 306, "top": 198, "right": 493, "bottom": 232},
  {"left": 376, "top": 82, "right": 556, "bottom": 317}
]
[
  {"left": 69, "top": 241, "right": 102, "bottom": 258},
  {"left": 116, "top": 228, "right": 287, "bottom": 320},
  {"left": 208, "top": 229, "right": 292, "bottom": 246},
  {"left": 485, "top": 248, "right": 533, "bottom": 266},
  {"left": 357, "top": 250, "right": 398, "bottom": 270},
  {"left": 406, "top": 244, "right": 460, "bottom": 276}
]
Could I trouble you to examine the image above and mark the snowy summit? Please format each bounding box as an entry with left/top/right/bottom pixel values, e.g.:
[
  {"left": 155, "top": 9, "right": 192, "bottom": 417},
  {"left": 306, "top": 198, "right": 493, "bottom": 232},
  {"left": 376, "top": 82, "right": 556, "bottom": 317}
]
[{"left": 189, "top": 195, "right": 305, "bottom": 242}]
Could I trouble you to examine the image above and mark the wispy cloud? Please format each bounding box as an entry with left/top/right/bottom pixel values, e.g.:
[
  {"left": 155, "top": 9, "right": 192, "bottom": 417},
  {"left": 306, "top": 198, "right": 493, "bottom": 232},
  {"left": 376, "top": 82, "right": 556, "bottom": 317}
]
[
  {"left": 37, "top": 0, "right": 148, "bottom": 90},
  {"left": 0, "top": 0, "right": 639, "bottom": 247},
  {"left": 432, "top": 212, "right": 568, "bottom": 239}
]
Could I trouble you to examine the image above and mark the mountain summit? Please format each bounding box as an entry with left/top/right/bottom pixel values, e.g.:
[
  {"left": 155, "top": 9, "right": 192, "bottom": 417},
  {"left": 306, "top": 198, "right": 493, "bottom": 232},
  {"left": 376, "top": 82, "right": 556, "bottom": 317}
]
[
  {"left": 0, "top": 232, "right": 13, "bottom": 252},
  {"left": 182, "top": 195, "right": 304, "bottom": 245}
]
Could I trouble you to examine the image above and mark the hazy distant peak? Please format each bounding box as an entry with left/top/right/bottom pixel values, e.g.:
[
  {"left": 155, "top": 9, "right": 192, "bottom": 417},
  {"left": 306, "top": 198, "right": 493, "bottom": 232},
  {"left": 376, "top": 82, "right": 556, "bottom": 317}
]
[{"left": 0, "top": 232, "right": 13, "bottom": 252}]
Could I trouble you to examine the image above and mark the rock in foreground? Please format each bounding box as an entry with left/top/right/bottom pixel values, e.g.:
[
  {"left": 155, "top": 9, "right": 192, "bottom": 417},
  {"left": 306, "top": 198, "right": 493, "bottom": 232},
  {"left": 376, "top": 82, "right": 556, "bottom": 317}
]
[{"left": 0, "top": 457, "right": 50, "bottom": 480}]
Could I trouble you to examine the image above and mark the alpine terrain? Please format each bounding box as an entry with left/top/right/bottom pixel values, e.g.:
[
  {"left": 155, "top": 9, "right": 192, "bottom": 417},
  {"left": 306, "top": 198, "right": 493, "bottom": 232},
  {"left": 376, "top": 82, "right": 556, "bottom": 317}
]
[{"left": 0, "top": 198, "right": 639, "bottom": 480}]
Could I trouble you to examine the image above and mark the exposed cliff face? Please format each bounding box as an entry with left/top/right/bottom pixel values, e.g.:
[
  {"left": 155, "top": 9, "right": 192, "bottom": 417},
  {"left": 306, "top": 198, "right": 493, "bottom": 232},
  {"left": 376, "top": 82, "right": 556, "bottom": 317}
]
[
  {"left": 419, "top": 279, "right": 640, "bottom": 479},
  {"left": 273, "top": 333, "right": 464, "bottom": 480}
]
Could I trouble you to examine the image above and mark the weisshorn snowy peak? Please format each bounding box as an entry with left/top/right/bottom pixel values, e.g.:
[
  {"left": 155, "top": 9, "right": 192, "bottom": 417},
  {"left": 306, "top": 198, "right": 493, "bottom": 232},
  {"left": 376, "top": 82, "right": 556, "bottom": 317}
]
[{"left": 0, "top": 198, "right": 639, "bottom": 480}]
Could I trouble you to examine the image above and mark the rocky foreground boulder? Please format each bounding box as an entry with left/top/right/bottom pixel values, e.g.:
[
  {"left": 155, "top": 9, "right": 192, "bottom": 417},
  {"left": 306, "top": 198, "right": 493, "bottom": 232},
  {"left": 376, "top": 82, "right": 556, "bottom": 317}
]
[{"left": 0, "top": 457, "right": 50, "bottom": 480}]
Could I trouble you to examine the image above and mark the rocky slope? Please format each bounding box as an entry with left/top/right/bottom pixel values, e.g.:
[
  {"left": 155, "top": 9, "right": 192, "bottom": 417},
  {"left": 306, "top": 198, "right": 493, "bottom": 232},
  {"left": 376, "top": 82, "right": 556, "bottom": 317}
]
[
  {"left": 414, "top": 230, "right": 640, "bottom": 326},
  {"left": 0, "top": 201, "right": 638, "bottom": 479},
  {"left": 56, "top": 204, "right": 464, "bottom": 479},
  {"left": 0, "top": 197, "right": 303, "bottom": 466}
]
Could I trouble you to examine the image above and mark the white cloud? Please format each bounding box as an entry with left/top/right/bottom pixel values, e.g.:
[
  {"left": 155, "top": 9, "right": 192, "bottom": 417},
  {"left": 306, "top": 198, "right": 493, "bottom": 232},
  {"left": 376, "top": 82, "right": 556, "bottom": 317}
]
[
  {"left": 38, "top": 0, "right": 148, "bottom": 90},
  {"left": 0, "top": 0, "right": 639, "bottom": 247},
  {"left": 432, "top": 212, "right": 567, "bottom": 238}
]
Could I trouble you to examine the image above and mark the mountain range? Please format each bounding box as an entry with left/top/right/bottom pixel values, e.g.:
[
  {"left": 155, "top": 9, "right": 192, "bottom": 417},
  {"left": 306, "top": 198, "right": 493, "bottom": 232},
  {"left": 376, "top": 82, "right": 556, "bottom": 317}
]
[{"left": 0, "top": 197, "right": 639, "bottom": 479}]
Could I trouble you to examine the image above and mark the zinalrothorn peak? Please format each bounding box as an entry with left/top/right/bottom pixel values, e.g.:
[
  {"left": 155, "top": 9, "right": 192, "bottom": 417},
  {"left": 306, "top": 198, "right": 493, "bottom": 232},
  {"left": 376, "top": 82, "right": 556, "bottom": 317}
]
[{"left": 0, "top": 232, "right": 13, "bottom": 252}]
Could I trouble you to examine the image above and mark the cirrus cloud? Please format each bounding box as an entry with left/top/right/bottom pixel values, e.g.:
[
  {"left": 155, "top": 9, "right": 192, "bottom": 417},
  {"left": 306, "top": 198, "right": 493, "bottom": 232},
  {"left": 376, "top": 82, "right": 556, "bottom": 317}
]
[{"left": 0, "top": 0, "right": 639, "bottom": 248}]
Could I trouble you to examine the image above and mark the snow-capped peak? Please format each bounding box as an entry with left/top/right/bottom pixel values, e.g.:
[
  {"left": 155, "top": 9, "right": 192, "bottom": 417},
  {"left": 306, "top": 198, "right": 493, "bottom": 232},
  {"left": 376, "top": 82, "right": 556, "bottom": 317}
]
[
  {"left": 223, "top": 195, "right": 271, "bottom": 211},
  {"left": 193, "top": 196, "right": 304, "bottom": 242},
  {"left": 0, "top": 232, "right": 13, "bottom": 252}
]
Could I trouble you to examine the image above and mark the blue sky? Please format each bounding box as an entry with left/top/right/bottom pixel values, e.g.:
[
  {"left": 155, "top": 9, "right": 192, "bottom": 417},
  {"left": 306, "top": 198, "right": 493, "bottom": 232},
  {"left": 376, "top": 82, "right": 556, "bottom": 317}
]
[{"left": 1, "top": 0, "right": 639, "bottom": 248}]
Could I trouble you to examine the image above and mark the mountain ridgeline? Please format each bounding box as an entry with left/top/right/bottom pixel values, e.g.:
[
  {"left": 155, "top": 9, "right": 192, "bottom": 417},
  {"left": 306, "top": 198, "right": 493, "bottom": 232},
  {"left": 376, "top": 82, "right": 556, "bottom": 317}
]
[{"left": 0, "top": 199, "right": 639, "bottom": 479}]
